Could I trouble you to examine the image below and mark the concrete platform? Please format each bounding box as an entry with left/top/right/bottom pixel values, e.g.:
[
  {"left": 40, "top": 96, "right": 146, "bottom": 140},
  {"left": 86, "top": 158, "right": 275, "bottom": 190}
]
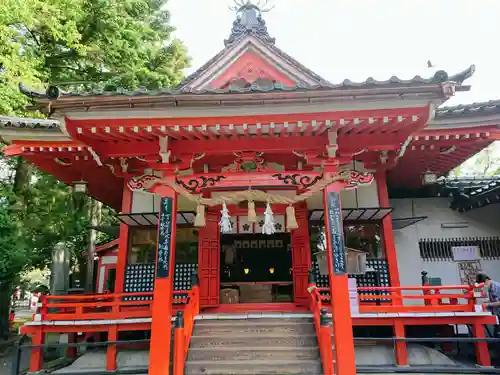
[{"left": 49, "top": 344, "right": 458, "bottom": 374}]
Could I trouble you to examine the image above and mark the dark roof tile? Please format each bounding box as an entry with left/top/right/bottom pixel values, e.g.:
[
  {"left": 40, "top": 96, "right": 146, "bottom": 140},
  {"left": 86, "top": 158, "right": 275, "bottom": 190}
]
[
  {"left": 436, "top": 99, "right": 500, "bottom": 119},
  {"left": 20, "top": 67, "right": 475, "bottom": 100}
]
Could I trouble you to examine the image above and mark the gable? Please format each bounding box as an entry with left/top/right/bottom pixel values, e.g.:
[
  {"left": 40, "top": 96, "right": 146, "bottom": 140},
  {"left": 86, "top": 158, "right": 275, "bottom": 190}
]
[
  {"left": 177, "top": 3, "right": 331, "bottom": 90},
  {"left": 183, "top": 35, "right": 328, "bottom": 90},
  {"left": 208, "top": 47, "right": 297, "bottom": 88}
]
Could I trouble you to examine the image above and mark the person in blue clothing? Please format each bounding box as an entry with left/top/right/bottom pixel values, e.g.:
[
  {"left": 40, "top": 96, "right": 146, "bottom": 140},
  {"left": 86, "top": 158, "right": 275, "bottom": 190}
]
[{"left": 476, "top": 272, "right": 500, "bottom": 337}]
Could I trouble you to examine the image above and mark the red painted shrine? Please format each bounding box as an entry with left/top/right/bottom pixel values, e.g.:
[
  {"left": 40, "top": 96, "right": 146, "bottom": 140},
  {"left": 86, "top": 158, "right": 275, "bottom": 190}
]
[{"left": 2, "top": 2, "right": 500, "bottom": 375}]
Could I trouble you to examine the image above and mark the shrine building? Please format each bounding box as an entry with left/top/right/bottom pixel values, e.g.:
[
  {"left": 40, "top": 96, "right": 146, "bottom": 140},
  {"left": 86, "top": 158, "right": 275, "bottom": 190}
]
[{"left": 1, "top": 2, "right": 500, "bottom": 375}]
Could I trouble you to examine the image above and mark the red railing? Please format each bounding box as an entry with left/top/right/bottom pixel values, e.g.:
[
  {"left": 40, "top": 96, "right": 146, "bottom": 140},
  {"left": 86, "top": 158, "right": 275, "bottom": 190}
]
[
  {"left": 317, "top": 284, "right": 479, "bottom": 313},
  {"left": 173, "top": 284, "right": 200, "bottom": 375},
  {"left": 308, "top": 285, "right": 334, "bottom": 375},
  {"left": 37, "top": 291, "right": 189, "bottom": 321}
]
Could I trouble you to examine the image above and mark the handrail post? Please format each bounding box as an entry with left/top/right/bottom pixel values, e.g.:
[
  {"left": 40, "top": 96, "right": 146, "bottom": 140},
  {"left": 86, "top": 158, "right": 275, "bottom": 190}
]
[
  {"left": 40, "top": 294, "right": 48, "bottom": 320},
  {"left": 173, "top": 312, "right": 185, "bottom": 375},
  {"left": 29, "top": 329, "right": 44, "bottom": 372},
  {"left": 320, "top": 309, "right": 334, "bottom": 375},
  {"left": 308, "top": 269, "right": 317, "bottom": 313},
  {"left": 191, "top": 270, "right": 200, "bottom": 316}
]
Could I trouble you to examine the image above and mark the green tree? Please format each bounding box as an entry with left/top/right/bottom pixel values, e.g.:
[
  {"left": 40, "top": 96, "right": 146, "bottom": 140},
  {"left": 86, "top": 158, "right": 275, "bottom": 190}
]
[
  {"left": 1, "top": 0, "right": 189, "bottom": 114},
  {"left": 0, "top": 0, "right": 189, "bottom": 336},
  {"left": 450, "top": 142, "right": 500, "bottom": 177}
]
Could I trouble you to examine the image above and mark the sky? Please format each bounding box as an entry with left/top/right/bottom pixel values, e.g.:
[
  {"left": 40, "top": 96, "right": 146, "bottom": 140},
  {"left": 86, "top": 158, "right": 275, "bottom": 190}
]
[{"left": 168, "top": 0, "right": 500, "bottom": 107}]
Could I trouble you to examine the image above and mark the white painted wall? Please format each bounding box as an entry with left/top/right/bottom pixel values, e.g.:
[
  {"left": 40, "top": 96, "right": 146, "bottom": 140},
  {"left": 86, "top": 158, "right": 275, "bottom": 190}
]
[{"left": 391, "top": 198, "right": 500, "bottom": 295}]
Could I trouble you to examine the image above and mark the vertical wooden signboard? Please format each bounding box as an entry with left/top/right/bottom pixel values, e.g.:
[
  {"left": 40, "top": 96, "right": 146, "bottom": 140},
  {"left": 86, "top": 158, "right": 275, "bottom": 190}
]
[
  {"left": 156, "top": 197, "right": 173, "bottom": 278},
  {"left": 327, "top": 191, "right": 346, "bottom": 275}
]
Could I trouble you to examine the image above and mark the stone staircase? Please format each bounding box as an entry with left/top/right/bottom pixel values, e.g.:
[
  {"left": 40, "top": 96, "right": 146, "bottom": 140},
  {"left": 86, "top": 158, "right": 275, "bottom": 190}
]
[{"left": 185, "top": 316, "right": 323, "bottom": 375}]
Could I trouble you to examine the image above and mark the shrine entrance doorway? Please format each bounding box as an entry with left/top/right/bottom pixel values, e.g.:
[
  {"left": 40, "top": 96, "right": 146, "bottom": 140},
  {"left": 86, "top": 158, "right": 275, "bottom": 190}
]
[
  {"left": 220, "top": 233, "right": 294, "bottom": 304},
  {"left": 198, "top": 202, "right": 312, "bottom": 310}
]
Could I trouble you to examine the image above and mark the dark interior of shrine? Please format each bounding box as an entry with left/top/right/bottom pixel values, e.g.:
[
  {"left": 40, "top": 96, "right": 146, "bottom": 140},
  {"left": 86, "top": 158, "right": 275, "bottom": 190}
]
[
  {"left": 220, "top": 233, "right": 294, "bottom": 303},
  {"left": 220, "top": 233, "right": 292, "bottom": 283}
]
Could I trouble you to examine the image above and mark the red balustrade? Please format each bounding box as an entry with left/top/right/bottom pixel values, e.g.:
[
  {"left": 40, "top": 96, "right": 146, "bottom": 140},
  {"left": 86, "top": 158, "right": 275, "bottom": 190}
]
[
  {"left": 317, "top": 284, "right": 478, "bottom": 313},
  {"left": 308, "top": 285, "right": 334, "bottom": 375},
  {"left": 173, "top": 284, "right": 200, "bottom": 375},
  {"left": 37, "top": 291, "right": 190, "bottom": 321}
]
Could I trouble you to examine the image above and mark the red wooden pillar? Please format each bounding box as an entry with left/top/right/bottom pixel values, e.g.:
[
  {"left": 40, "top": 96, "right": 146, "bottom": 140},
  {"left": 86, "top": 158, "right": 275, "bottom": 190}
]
[
  {"left": 29, "top": 330, "right": 44, "bottom": 372},
  {"left": 106, "top": 326, "right": 118, "bottom": 371},
  {"left": 115, "top": 183, "right": 133, "bottom": 293},
  {"left": 66, "top": 333, "right": 77, "bottom": 360},
  {"left": 291, "top": 203, "right": 312, "bottom": 306},
  {"left": 376, "top": 171, "right": 401, "bottom": 304},
  {"left": 149, "top": 186, "right": 178, "bottom": 375},
  {"left": 323, "top": 182, "right": 356, "bottom": 375},
  {"left": 393, "top": 321, "right": 408, "bottom": 366},
  {"left": 472, "top": 323, "right": 491, "bottom": 367}
]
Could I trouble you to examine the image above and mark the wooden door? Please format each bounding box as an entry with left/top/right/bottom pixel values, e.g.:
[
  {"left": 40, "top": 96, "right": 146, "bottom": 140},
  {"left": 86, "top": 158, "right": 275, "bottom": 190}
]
[
  {"left": 291, "top": 205, "right": 312, "bottom": 306},
  {"left": 198, "top": 209, "right": 220, "bottom": 308}
]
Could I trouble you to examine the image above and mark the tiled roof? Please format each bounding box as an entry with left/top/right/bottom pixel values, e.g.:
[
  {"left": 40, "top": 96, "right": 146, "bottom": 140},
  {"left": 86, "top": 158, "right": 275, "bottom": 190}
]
[
  {"left": 438, "top": 176, "right": 500, "bottom": 212},
  {"left": 19, "top": 66, "right": 474, "bottom": 100},
  {"left": 436, "top": 99, "right": 500, "bottom": 119},
  {"left": 0, "top": 116, "right": 59, "bottom": 129}
]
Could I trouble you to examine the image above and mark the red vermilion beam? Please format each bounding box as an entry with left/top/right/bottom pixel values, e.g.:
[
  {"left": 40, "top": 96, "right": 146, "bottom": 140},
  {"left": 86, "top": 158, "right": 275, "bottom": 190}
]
[
  {"left": 169, "top": 135, "right": 327, "bottom": 155},
  {"left": 415, "top": 125, "right": 498, "bottom": 138},
  {"left": 65, "top": 107, "right": 429, "bottom": 129}
]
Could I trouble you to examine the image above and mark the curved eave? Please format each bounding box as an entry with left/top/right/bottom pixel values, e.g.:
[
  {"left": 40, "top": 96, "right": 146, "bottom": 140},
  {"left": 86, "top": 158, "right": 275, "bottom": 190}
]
[
  {"left": 436, "top": 98, "right": 500, "bottom": 120},
  {"left": 19, "top": 65, "right": 475, "bottom": 113},
  {"left": 26, "top": 85, "right": 458, "bottom": 115}
]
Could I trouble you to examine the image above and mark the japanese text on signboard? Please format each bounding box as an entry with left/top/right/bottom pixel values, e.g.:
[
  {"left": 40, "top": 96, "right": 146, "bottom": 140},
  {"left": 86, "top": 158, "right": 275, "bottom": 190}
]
[
  {"left": 327, "top": 191, "right": 346, "bottom": 274},
  {"left": 156, "top": 197, "right": 173, "bottom": 278}
]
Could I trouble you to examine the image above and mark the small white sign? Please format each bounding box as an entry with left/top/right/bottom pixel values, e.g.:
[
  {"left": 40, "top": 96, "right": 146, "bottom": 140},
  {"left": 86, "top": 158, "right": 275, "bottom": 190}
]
[
  {"left": 452, "top": 246, "right": 480, "bottom": 261},
  {"left": 348, "top": 278, "right": 359, "bottom": 314}
]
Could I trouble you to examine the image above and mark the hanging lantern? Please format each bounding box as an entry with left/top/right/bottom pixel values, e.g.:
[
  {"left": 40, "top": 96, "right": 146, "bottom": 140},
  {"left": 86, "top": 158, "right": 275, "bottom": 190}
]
[
  {"left": 248, "top": 200, "right": 257, "bottom": 223},
  {"left": 422, "top": 171, "right": 438, "bottom": 185},
  {"left": 262, "top": 201, "right": 276, "bottom": 235},
  {"left": 286, "top": 205, "right": 298, "bottom": 230},
  {"left": 73, "top": 180, "right": 88, "bottom": 194},
  {"left": 194, "top": 203, "right": 206, "bottom": 227},
  {"left": 219, "top": 202, "right": 233, "bottom": 233}
]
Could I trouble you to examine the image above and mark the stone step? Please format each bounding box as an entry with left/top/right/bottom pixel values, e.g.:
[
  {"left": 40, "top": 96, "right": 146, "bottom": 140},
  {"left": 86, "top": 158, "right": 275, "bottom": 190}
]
[
  {"left": 189, "top": 334, "right": 318, "bottom": 348},
  {"left": 187, "top": 346, "right": 320, "bottom": 361},
  {"left": 195, "top": 317, "right": 313, "bottom": 326},
  {"left": 193, "top": 321, "right": 316, "bottom": 336},
  {"left": 185, "top": 359, "right": 322, "bottom": 375}
]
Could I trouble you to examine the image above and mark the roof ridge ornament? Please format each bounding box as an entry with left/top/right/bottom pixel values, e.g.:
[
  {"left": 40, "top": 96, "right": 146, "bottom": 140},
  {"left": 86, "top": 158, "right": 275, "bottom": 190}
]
[{"left": 225, "top": 0, "right": 276, "bottom": 47}]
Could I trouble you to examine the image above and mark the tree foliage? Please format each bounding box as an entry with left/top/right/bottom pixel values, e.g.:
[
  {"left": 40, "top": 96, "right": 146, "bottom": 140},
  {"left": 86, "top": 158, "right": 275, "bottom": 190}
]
[
  {"left": 1, "top": 0, "right": 189, "bottom": 114},
  {"left": 0, "top": 0, "right": 189, "bottom": 335},
  {"left": 450, "top": 142, "right": 500, "bottom": 177}
]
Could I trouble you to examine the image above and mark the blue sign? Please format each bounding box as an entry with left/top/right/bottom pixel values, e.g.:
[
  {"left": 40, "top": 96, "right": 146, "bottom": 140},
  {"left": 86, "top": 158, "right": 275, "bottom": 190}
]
[
  {"left": 156, "top": 197, "right": 173, "bottom": 278},
  {"left": 327, "top": 191, "right": 346, "bottom": 275}
]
